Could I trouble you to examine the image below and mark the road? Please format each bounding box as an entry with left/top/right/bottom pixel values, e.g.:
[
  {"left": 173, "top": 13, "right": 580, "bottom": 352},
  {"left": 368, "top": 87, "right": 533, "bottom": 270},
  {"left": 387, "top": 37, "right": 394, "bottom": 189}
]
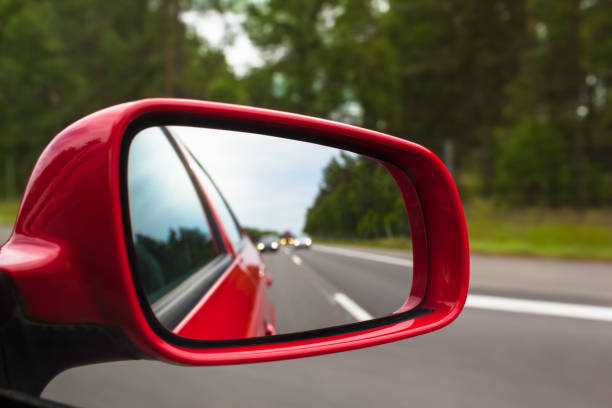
[
  {"left": 38, "top": 242, "right": 612, "bottom": 407},
  {"left": 0, "top": 225, "right": 11, "bottom": 245}
]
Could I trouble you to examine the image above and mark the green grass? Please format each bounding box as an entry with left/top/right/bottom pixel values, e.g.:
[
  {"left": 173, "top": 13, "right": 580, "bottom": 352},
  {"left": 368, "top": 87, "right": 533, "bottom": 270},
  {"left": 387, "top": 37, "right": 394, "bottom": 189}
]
[
  {"left": 0, "top": 201, "right": 20, "bottom": 225},
  {"left": 466, "top": 200, "right": 612, "bottom": 260},
  {"left": 316, "top": 201, "right": 612, "bottom": 261}
]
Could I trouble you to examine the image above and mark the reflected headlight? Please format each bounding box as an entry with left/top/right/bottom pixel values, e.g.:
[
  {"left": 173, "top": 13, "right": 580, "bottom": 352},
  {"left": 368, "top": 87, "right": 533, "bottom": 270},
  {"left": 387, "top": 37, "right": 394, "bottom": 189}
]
[
  {"left": 257, "top": 243, "right": 265, "bottom": 250},
  {"left": 271, "top": 242, "right": 279, "bottom": 249},
  {"left": 305, "top": 238, "right": 312, "bottom": 245}
]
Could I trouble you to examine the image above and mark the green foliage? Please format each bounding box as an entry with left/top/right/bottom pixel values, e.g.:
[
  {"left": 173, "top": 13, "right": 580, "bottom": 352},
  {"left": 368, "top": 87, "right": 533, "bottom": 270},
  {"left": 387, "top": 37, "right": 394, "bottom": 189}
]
[
  {"left": 0, "top": 0, "right": 243, "bottom": 197},
  {"left": 2, "top": 0, "right": 612, "bottom": 215},
  {"left": 317, "top": 201, "right": 612, "bottom": 260},
  {"left": 466, "top": 200, "right": 612, "bottom": 260},
  {"left": 304, "top": 154, "right": 409, "bottom": 239},
  {"left": 493, "top": 118, "right": 574, "bottom": 206},
  {"left": 490, "top": 0, "right": 612, "bottom": 206},
  {"left": 0, "top": 201, "right": 19, "bottom": 225},
  {"left": 237, "top": 0, "right": 611, "bottom": 208}
]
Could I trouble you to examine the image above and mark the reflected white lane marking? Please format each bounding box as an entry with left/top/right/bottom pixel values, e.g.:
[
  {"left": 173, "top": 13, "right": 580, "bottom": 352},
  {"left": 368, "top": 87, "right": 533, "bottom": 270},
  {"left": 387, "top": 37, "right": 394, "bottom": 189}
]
[
  {"left": 313, "top": 245, "right": 413, "bottom": 268},
  {"left": 291, "top": 255, "right": 302, "bottom": 266},
  {"left": 466, "top": 294, "right": 612, "bottom": 322},
  {"left": 333, "top": 293, "right": 373, "bottom": 321}
]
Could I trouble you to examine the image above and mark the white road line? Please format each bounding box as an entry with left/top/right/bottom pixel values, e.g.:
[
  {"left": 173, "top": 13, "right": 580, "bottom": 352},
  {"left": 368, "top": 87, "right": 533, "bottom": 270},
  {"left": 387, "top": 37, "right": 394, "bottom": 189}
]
[
  {"left": 313, "top": 245, "right": 413, "bottom": 268},
  {"left": 291, "top": 255, "right": 302, "bottom": 266},
  {"left": 313, "top": 245, "right": 612, "bottom": 322},
  {"left": 333, "top": 293, "right": 374, "bottom": 321},
  {"left": 466, "top": 294, "right": 612, "bottom": 322}
]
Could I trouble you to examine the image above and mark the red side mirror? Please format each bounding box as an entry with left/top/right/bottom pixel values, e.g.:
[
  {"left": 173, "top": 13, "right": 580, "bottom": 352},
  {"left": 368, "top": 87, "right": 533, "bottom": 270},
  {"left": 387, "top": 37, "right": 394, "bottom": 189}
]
[{"left": 0, "top": 99, "right": 469, "bottom": 394}]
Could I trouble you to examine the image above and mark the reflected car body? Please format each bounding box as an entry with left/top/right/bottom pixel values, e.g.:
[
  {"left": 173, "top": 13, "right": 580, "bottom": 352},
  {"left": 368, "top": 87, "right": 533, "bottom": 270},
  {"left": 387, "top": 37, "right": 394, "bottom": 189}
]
[
  {"left": 164, "top": 128, "right": 275, "bottom": 340},
  {"left": 293, "top": 235, "right": 312, "bottom": 249},
  {"left": 257, "top": 235, "right": 280, "bottom": 252}
]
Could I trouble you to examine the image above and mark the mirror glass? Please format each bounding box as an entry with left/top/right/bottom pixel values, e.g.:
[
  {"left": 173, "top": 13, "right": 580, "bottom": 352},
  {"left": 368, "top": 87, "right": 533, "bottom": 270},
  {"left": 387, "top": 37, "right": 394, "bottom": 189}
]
[{"left": 126, "top": 125, "right": 415, "bottom": 341}]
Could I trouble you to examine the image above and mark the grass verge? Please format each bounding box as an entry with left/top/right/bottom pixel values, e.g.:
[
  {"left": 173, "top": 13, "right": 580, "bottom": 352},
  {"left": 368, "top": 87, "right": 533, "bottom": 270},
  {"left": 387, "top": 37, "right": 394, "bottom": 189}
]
[
  {"left": 316, "top": 201, "right": 612, "bottom": 261},
  {"left": 466, "top": 201, "right": 612, "bottom": 260},
  {"left": 0, "top": 201, "right": 19, "bottom": 225}
]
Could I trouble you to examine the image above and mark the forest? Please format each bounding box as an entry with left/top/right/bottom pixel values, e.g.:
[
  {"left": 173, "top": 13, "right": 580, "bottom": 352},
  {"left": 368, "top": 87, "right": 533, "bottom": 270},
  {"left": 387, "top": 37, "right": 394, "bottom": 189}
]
[{"left": 1, "top": 1, "right": 611, "bottom": 256}]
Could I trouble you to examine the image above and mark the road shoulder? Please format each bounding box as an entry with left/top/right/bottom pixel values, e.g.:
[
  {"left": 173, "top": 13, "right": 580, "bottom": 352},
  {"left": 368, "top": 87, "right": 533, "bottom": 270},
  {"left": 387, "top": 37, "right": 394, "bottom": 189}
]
[{"left": 313, "top": 243, "right": 612, "bottom": 306}]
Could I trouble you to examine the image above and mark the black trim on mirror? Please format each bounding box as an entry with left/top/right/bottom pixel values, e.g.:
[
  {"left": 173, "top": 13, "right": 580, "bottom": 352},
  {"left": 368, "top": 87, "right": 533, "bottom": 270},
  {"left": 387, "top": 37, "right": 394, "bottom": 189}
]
[{"left": 120, "top": 112, "right": 430, "bottom": 348}]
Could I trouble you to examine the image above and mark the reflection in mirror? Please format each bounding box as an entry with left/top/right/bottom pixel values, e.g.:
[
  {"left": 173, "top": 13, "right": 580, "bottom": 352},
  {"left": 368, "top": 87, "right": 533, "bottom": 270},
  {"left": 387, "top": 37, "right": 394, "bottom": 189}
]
[{"left": 126, "top": 125, "right": 414, "bottom": 341}]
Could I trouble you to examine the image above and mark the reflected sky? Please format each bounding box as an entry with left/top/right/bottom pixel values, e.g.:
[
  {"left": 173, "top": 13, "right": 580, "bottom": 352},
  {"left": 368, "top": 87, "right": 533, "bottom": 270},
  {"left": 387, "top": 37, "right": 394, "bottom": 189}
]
[
  {"left": 173, "top": 126, "right": 345, "bottom": 234},
  {"left": 128, "top": 127, "right": 213, "bottom": 242}
]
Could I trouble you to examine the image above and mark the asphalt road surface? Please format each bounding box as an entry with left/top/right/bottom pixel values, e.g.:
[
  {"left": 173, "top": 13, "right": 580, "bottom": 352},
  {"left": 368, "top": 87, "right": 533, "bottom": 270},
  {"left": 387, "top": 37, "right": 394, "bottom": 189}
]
[
  {"left": 0, "top": 225, "right": 11, "bottom": 245},
  {"left": 36, "top": 242, "right": 612, "bottom": 407}
]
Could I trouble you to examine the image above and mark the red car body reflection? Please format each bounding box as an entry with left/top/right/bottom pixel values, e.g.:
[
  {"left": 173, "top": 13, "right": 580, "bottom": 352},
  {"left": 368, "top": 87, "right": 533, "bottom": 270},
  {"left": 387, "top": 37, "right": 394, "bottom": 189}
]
[
  {"left": 146, "top": 130, "right": 275, "bottom": 340},
  {"left": 174, "top": 243, "right": 274, "bottom": 339}
]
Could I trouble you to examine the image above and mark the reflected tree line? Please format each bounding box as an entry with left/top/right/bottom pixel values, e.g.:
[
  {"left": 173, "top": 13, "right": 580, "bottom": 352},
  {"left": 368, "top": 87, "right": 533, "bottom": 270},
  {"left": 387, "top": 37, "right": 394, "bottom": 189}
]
[
  {"left": 134, "top": 227, "right": 217, "bottom": 302},
  {"left": 304, "top": 154, "right": 409, "bottom": 239}
]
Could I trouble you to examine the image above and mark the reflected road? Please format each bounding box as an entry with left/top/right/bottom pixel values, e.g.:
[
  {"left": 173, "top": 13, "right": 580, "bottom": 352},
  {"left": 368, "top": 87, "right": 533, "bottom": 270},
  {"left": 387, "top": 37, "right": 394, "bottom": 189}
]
[{"left": 266, "top": 245, "right": 412, "bottom": 334}]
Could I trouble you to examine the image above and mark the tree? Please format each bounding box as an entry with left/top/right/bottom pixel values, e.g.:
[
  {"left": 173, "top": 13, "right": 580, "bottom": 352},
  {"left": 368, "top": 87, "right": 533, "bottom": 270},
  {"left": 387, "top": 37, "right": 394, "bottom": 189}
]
[
  {"left": 0, "top": 0, "right": 244, "bottom": 197},
  {"left": 304, "top": 154, "right": 409, "bottom": 239}
]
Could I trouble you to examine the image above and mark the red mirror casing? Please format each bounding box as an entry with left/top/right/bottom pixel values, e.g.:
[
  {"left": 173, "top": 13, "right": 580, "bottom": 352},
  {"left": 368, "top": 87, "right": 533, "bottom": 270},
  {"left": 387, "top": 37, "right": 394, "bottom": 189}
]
[{"left": 0, "top": 99, "right": 469, "bottom": 367}]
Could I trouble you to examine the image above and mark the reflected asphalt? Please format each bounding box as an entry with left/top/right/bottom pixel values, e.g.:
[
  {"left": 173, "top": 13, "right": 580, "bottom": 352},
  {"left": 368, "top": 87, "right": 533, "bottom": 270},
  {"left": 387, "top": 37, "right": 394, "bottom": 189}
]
[
  {"left": 266, "top": 245, "right": 413, "bottom": 334},
  {"left": 35, "top": 243, "right": 612, "bottom": 407}
]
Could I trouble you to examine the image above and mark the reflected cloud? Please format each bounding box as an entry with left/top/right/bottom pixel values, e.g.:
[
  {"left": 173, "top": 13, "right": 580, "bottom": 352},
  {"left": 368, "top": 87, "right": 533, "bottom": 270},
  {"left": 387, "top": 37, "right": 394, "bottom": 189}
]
[{"left": 174, "top": 126, "right": 347, "bottom": 233}]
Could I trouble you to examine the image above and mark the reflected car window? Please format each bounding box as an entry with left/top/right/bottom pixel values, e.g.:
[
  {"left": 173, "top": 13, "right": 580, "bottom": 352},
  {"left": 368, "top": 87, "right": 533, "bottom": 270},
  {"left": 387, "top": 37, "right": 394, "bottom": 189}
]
[
  {"left": 182, "top": 142, "right": 244, "bottom": 249},
  {"left": 127, "top": 127, "right": 219, "bottom": 304}
]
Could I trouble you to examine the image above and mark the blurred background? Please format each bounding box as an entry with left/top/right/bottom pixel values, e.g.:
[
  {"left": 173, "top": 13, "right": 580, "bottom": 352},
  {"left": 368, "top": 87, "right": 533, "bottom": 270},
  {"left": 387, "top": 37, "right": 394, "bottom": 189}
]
[
  {"left": 1, "top": 0, "right": 611, "bottom": 257},
  {"left": 1, "top": 1, "right": 611, "bottom": 407}
]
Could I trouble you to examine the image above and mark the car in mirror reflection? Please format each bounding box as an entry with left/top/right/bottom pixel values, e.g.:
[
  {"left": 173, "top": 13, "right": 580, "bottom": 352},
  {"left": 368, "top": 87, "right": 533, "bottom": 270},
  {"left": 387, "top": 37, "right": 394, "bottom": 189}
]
[
  {"left": 257, "top": 235, "right": 280, "bottom": 252},
  {"left": 280, "top": 230, "right": 294, "bottom": 246},
  {"left": 293, "top": 235, "right": 312, "bottom": 249}
]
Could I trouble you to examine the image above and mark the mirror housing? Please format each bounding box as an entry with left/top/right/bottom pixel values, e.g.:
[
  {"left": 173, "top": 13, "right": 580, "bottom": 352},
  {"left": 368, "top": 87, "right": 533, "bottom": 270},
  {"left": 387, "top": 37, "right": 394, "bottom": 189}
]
[{"left": 0, "top": 99, "right": 469, "bottom": 368}]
